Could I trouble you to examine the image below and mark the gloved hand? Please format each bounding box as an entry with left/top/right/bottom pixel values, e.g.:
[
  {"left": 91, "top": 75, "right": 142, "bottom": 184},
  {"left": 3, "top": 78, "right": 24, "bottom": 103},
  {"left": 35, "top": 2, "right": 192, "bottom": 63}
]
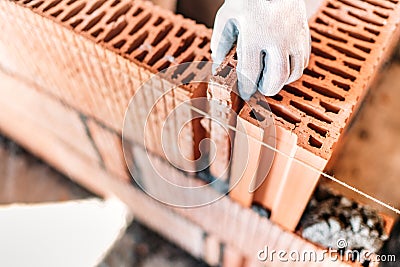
[{"left": 211, "top": 0, "right": 311, "bottom": 100}]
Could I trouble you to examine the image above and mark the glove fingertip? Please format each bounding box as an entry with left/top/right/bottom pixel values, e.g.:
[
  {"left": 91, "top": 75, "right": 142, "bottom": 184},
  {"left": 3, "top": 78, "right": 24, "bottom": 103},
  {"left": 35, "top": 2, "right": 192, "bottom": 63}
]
[
  {"left": 211, "top": 61, "right": 222, "bottom": 75},
  {"left": 237, "top": 79, "right": 257, "bottom": 101},
  {"left": 259, "top": 79, "right": 284, "bottom": 97}
]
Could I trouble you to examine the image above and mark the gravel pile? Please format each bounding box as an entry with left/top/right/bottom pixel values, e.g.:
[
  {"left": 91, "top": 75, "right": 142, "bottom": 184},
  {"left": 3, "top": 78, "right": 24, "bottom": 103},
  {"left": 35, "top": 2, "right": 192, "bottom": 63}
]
[{"left": 300, "top": 187, "right": 389, "bottom": 254}]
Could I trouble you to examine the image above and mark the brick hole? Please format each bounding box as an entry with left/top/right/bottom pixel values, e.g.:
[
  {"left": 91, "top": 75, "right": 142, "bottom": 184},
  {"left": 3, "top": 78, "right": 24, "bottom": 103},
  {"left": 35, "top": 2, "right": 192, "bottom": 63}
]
[
  {"left": 23, "top": 0, "right": 33, "bottom": 4},
  {"left": 353, "top": 44, "right": 371, "bottom": 53},
  {"left": 327, "top": 2, "right": 339, "bottom": 9},
  {"left": 249, "top": 109, "right": 265, "bottom": 122},
  {"left": 363, "top": 27, "right": 380, "bottom": 36},
  {"left": 197, "top": 59, "right": 208, "bottom": 70},
  {"left": 290, "top": 100, "right": 333, "bottom": 124},
  {"left": 61, "top": 2, "right": 85, "bottom": 22},
  {"left": 43, "top": 0, "right": 62, "bottom": 12},
  {"left": 310, "top": 27, "right": 348, "bottom": 43},
  {"left": 309, "top": 136, "right": 323, "bottom": 148},
  {"left": 332, "top": 80, "right": 351, "bottom": 91},
  {"left": 308, "top": 123, "right": 328, "bottom": 137},
  {"left": 283, "top": 85, "right": 313, "bottom": 101},
  {"left": 153, "top": 17, "right": 164, "bottom": 26},
  {"left": 311, "top": 36, "right": 322, "bottom": 43},
  {"left": 337, "top": 28, "right": 375, "bottom": 43},
  {"left": 66, "top": 0, "right": 78, "bottom": 5},
  {"left": 198, "top": 37, "right": 210, "bottom": 49},
  {"left": 148, "top": 42, "right": 172, "bottom": 66},
  {"left": 181, "top": 52, "right": 196, "bottom": 63},
  {"left": 113, "top": 39, "right": 126, "bottom": 49},
  {"left": 91, "top": 28, "right": 103, "bottom": 38},
  {"left": 135, "top": 51, "right": 148, "bottom": 62},
  {"left": 260, "top": 101, "right": 301, "bottom": 124},
  {"left": 132, "top": 7, "right": 143, "bottom": 17},
  {"left": 322, "top": 11, "right": 357, "bottom": 26},
  {"left": 152, "top": 24, "right": 173, "bottom": 46},
  {"left": 70, "top": 18, "right": 83, "bottom": 28},
  {"left": 302, "top": 81, "right": 345, "bottom": 101},
  {"left": 182, "top": 73, "right": 196, "bottom": 85},
  {"left": 363, "top": 0, "right": 394, "bottom": 10},
  {"left": 271, "top": 94, "right": 283, "bottom": 101},
  {"left": 32, "top": 1, "right": 44, "bottom": 8},
  {"left": 217, "top": 65, "right": 231, "bottom": 78},
  {"left": 175, "top": 27, "right": 187, "bottom": 37},
  {"left": 82, "top": 11, "right": 105, "bottom": 31},
  {"left": 157, "top": 61, "right": 171, "bottom": 72},
  {"left": 337, "top": 0, "right": 366, "bottom": 11},
  {"left": 51, "top": 9, "right": 63, "bottom": 18},
  {"left": 344, "top": 61, "right": 361, "bottom": 71},
  {"left": 104, "top": 20, "right": 127, "bottom": 42},
  {"left": 173, "top": 33, "right": 196, "bottom": 58},
  {"left": 316, "top": 17, "right": 329, "bottom": 26},
  {"left": 327, "top": 43, "right": 366, "bottom": 61},
  {"left": 171, "top": 54, "right": 195, "bottom": 78},
  {"left": 303, "top": 68, "right": 326, "bottom": 80},
  {"left": 106, "top": 3, "right": 132, "bottom": 24},
  {"left": 373, "top": 10, "right": 389, "bottom": 19},
  {"left": 111, "top": 0, "right": 121, "bottom": 7},
  {"left": 126, "top": 31, "right": 148, "bottom": 54},
  {"left": 86, "top": 0, "right": 106, "bottom": 15},
  {"left": 312, "top": 46, "right": 337, "bottom": 60},
  {"left": 129, "top": 13, "right": 152, "bottom": 35},
  {"left": 315, "top": 61, "right": 356, "bottom": 81},
  {"left": 320, "top": 100, "right": 341, "bottom": 114},
  {"left": 348, "top": 11, "right": 384, "bottom": 26}
]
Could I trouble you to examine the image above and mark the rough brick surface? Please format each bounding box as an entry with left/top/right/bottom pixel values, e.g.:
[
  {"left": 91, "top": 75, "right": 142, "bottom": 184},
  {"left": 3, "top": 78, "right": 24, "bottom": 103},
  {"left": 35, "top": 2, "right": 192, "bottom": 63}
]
[
  {"left": 0, "top": 70, "right": 100, "bottom": 164},
  {"left": 0, "top": 0, "right": 212, "bottom": 170},
  {"left": 2, "top": 0, "right": 400, "bottom": 263},
  {"left": 87, "top": 119, "right": 130, "bottom": 182},
  {"left": 0, "top": 68, "right": 350, "bottom": 267},
  {"left": 223, "top": 0, "right": 400, "bottom": 230},
  {"left": 237, "top": 0, "right": 400, "bottom": 159}
]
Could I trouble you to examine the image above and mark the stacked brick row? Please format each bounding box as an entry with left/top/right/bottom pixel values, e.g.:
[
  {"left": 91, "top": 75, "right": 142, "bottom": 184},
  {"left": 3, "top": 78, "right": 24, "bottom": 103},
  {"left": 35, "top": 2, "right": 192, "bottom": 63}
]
[
  {"left": 1, "top": 0, "right": 212, "bottom": 172},
  {"left": 0, "top": 70, "right": 348, "bottom": 266},
  {"left": 1, "top": 0, "right": 400, "bottom": 265}
]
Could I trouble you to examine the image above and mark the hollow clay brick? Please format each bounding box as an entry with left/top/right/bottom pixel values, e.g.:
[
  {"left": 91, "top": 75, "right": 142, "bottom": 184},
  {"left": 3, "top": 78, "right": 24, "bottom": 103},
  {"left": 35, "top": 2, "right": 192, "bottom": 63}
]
[
  {"left": 1, "top": 0, "right": 211, "bottom": 173},
  {"left": 2, "top": 0, "right": 400, "bottom": 264},
  {"left": 223, "top": 0, "right": 400, "bottom": 231},
  {"left": 86, "top": 119, "right": 130, "bottom": 182},
  {"left": 271, "top": 147, "right": 327, "bottom": 231},
  {"left": 207, "top": 51, "right": 243, "bottom": 182},
  {"left": 203, "top": 234, "right": 221, "bottom": 267},
  {"left": 252, "top": 121, "right": 298, "bottom": 212},
  {"left": 229, "top": 116, "right": 264, "bottom": 207},
  {"left": 222, "top": 245, "right": 245, "bottom": 267},
  {"left": 0, "top": 71, "right": 351, "bottom": 266},
  {"left": 0, "top": 70, "right": 100, "bottom": 165}
]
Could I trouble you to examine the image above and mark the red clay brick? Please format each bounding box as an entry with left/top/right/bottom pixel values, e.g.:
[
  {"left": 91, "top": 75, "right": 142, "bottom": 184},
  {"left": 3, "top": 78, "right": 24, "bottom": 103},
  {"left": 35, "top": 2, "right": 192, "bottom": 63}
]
[
  {"left": 87, "top": 119, "right": 130, "bottom": 182},
  {"left": 1, "top": 0, "right": 212, "bottom": 172},
  {"left": 223, "top": 0, "right": 400, "bottom": 230}
]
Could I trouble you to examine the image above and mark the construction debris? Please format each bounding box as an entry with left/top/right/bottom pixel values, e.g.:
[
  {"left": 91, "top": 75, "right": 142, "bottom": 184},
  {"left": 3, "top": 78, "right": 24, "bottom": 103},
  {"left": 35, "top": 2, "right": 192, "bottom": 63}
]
[{"left": 301, "top": 187, "right": 388, "bottom": 254}]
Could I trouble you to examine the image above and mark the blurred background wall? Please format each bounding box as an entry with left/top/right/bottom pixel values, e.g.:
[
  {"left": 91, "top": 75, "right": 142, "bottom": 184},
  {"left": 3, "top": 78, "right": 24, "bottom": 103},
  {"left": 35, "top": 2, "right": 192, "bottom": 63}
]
[
  {"left": 150, "top": 0, "right": 223, "bottom": 27},
  {"left": 177, "top": 0, "right": 223, "bottom": 27}
]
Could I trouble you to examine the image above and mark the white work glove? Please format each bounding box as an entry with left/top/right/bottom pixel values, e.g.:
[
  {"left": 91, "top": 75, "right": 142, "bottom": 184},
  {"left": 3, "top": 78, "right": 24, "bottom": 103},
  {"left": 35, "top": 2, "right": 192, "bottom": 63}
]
[{"left": 211, "top": 0, "right": 311, "bottom": 100}]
